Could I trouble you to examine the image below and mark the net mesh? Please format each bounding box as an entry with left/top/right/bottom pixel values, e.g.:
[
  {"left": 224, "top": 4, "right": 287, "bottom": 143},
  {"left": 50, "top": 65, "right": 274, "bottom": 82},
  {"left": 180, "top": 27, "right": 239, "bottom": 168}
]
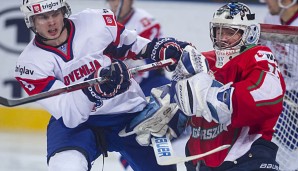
[{"left": 260, "top": 25, "right": 298, "bottom": 171}]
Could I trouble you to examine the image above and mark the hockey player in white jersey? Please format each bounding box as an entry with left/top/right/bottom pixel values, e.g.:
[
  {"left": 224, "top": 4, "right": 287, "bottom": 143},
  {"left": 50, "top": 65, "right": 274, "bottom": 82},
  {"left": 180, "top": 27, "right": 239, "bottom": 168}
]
[{"left": 16, "top": 0, "right": 189, "bottom": 170}]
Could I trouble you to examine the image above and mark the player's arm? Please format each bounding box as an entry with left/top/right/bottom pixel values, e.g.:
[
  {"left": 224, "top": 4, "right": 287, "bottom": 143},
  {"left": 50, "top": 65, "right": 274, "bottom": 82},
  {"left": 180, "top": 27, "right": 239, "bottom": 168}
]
[
  {"left": 15, "top": 59, "right": 131, "bottom": 128},
  {"left": 101, "top": 9, "right": 192, "bottom": 71},
  {"left": 15, "top": 62, "right": 94, "bottom": 128},
  {"left": 100, "top": 9, "right": 150, "bottom": 60},
  {"left": 229, "top": 49, "right": 286, "bottom": 127}
]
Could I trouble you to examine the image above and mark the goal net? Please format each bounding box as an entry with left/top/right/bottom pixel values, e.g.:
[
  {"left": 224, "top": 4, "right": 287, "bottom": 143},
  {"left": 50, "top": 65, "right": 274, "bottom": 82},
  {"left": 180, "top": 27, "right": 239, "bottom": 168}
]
[{"left": 260, "top": 24, "right": 298, "bottom": 171}]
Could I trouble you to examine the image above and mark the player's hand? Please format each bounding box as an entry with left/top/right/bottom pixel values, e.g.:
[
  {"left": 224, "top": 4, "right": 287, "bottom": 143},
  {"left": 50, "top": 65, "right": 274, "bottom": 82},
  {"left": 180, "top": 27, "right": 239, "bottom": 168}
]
[
  {"left": 95, "top": 59, "right": 131, "bottom": 97},
  {"left": 83, "top": 59, "right": 131, "bottom": 101},
  {"left": 141, "top": 37, "right": 191, "bottom": 71}
]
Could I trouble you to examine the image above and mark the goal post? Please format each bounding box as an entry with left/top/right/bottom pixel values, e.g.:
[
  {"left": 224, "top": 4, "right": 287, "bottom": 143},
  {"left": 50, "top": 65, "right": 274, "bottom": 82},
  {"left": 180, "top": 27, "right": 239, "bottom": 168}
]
[
  {"left": 259, "top": 23, "right": 298, "bottom": 171},
  {"left": 260, "top": 24, "right": 298, "bottom": 45}
]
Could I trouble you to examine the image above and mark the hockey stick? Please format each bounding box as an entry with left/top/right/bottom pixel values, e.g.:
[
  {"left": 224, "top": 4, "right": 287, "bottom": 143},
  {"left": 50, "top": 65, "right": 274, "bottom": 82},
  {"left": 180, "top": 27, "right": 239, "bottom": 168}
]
[
  {"left": 0, "top": 58, "right": 176, "bottom": 107},
  {"left": 152, "top": 136, "right": 230, "bottom": 166}
]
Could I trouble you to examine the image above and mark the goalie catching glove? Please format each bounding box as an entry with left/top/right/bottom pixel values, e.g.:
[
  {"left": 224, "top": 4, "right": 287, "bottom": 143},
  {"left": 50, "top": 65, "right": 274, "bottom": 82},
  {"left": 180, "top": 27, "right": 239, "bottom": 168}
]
[
  {"left": 118, "top": 84, "right": 189, "bottom": 146},
  {"left": 174, "top": 72, "right": 234, "bottom": 125}
]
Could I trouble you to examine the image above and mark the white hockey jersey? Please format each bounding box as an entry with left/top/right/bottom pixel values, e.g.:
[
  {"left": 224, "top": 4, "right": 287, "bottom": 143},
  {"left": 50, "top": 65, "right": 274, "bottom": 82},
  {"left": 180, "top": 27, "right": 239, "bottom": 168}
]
[
  {"left": 119, "top": 8, "right": 164, "bottom": 84},
  {"left": 262, "top": 12, "right": 298, "bottom": 91},
  {"left": 123, "top": 8, "right": 163, "bottom": 40},
  {"left": 14, "top": 9, "right": 149, "bottom": 128}
]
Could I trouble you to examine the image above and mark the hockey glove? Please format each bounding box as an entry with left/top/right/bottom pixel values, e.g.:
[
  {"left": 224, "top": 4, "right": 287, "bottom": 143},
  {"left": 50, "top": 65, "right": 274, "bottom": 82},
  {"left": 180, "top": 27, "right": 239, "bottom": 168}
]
[
  {"left": 83, "top": 59, "right": 132, "bottom": 101},
  {"left": 140, "top": 37, "right": 191, "bottom": 71},
  {"left": 172, "top": 45, "right": 210, "bottom": 81},
  {"left": 119, "top": 84, "right": 189, "bottom": 146},
  {"left": 174, "top": 72, "right": 234, "bottom": 125}
]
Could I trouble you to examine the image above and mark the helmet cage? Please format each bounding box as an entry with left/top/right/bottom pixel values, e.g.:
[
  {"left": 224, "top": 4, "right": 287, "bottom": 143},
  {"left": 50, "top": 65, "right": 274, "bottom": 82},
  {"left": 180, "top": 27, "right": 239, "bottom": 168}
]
[
  {"left": 210, "top": 2, "right": 260, "bottom": 50},
  {"left": 210, "top": 23, "right": 245, "bottom": 50},
  {"left": 20, "top": 0, "right": 71, "bottom": 28}
]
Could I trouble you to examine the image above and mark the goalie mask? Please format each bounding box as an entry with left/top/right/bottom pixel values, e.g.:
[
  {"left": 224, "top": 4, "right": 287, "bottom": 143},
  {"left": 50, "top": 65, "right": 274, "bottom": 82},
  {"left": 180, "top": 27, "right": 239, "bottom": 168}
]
[
  {"left": 20, "top": 0, "right": 71, "bottom": 29},
  {"left": 210, "top": 2, "right": 260, "bottom": 51},
  {"left": 210, "top": 2, "right": 260, "bottom": 68}
]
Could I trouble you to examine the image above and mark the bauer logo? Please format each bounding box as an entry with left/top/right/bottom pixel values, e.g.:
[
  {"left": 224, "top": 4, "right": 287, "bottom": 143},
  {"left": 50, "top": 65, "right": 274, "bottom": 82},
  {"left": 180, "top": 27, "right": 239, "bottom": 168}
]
[
  {"left": 0, "top": 7, "right": 33, "bottom": 54},
  {"left": 260, "top": 163, "right": 279, "bottom": 170},
  {"left": 154, "top": 137, "right": 172, "bottom": 157}
]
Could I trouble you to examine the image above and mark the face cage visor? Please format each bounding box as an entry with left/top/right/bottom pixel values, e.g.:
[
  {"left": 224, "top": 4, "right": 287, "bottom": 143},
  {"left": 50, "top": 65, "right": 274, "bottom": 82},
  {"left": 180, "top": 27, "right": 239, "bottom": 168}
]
[{"left": 210, "top": 23, "right": 245, "bottom": 50}]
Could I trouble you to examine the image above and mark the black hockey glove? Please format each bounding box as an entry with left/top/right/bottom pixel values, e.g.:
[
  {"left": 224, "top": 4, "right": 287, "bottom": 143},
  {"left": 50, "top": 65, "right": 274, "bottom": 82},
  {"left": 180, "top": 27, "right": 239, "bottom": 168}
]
[
  {"left": 140, "top": 37, "right": 191, "bottom": 71},
  {"left": 83, "top": 59, "right": 132, "bottom": 101}
]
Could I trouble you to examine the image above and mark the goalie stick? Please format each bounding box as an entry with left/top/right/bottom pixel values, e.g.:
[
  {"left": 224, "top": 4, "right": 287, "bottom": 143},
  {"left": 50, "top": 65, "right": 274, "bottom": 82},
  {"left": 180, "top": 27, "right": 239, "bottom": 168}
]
[
  {"left": 152, "top": 136, "right": 230, "bottom": 166},
  {"left": 0, "top": 58, "right": 176, "bottom": 107}
]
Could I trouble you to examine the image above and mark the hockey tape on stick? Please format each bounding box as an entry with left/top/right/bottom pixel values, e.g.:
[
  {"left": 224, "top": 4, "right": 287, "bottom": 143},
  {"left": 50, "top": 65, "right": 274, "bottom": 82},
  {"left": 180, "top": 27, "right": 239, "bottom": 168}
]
[
  {"left": 151, "top": 136, "right": 230, "bottom": 166},
  {"left": 0, "top": 58, "right": 176, "bottom": 107}
]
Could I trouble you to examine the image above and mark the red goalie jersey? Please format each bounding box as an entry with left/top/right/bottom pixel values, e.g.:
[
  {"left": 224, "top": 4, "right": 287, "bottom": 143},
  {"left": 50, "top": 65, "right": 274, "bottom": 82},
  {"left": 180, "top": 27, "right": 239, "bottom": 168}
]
[{"left": 187, "top": 45, "right": 286, "bottom": 167}]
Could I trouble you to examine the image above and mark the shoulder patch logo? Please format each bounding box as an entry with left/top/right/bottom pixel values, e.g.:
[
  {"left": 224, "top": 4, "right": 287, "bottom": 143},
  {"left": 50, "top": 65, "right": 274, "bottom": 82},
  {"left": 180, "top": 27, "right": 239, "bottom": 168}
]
[
  {"left": 254, "top": 50, "right": 276, "bottom": 64},
  {"left": 103, "top": 15, "right": 116, "bottom": 26}
]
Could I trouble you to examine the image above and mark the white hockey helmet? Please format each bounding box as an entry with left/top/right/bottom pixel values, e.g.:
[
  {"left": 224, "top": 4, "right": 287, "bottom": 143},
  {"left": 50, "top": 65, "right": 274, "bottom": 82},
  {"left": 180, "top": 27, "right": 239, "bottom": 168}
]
[
  {"left": 210, "top": 2, "right": 260, "bottom": 50},
  {"left": 20, "top": 0, "right": 71, "bottom": 28}
]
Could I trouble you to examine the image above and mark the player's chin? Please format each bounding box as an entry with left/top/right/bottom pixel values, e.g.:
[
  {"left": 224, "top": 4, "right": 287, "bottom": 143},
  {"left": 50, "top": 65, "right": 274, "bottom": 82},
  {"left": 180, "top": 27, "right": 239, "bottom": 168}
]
[{"left": 43, "top": 33, "right": 60, "bottom": 41}]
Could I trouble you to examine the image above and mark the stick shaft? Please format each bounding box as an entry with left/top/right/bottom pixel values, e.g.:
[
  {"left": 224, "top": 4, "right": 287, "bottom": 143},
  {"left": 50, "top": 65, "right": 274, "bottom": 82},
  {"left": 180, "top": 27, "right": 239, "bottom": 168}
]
[
  {"left": 0, "top": 58, "right": 175, "bottom": 107},
  {"left": 152, "top": 136, "right": 230, "bottom": 166}
]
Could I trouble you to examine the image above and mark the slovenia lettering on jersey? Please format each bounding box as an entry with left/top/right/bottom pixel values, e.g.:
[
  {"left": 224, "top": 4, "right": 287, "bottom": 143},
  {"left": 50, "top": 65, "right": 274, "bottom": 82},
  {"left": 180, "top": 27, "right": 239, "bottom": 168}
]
[
  {"left": 191, "top": 124, "right": 225, "bottom": 140},
  {"left": 64, "top": 60, "right": 101, "bottom": 85},
  {"left": 15, "top": 65, "right": 34, "bottom": 75}
]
